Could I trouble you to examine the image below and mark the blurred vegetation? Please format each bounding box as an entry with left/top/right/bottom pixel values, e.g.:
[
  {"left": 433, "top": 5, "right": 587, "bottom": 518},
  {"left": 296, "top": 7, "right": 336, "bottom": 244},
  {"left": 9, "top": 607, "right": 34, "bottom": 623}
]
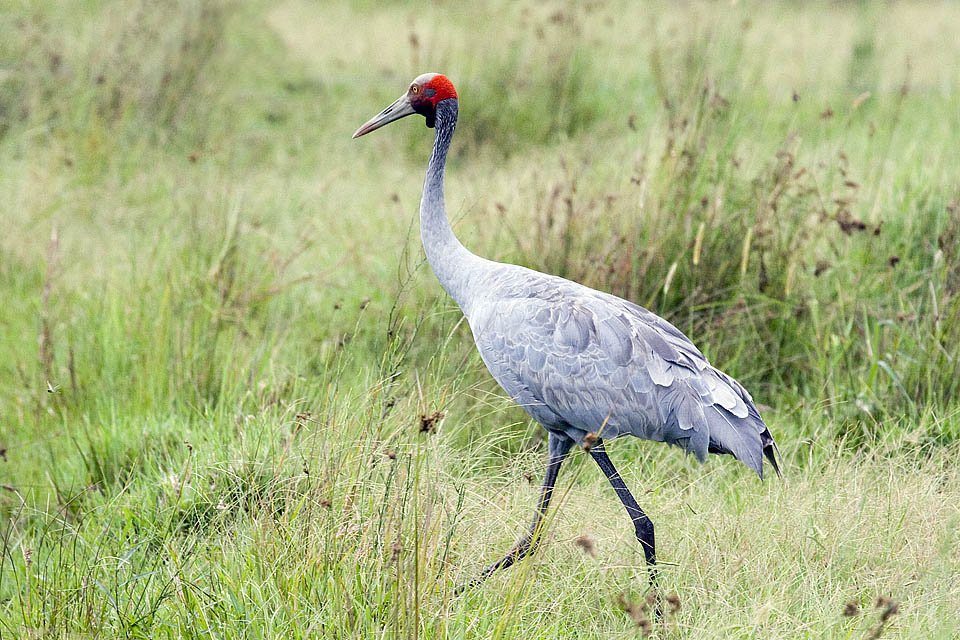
[{"left": 1, "top": 0, "right": 958, "bottom": 637}]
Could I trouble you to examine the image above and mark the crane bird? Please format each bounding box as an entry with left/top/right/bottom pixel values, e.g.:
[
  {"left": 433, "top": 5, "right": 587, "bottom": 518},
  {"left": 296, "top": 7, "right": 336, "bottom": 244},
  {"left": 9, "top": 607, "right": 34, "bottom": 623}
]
[{"left": 353, "top": 73, "right": 780, "bottom": 595}]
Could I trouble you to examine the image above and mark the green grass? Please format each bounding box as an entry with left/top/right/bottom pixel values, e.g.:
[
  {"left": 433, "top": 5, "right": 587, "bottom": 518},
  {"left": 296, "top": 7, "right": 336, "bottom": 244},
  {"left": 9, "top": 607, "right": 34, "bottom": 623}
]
[{"left": 2, "top": 0, "right": 959, "bottom": 637}]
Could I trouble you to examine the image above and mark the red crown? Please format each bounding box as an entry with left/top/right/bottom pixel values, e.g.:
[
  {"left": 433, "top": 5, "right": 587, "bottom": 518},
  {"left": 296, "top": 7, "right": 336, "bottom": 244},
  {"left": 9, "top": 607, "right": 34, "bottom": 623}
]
[{"left": 427, "top": 75, "right": 457, "bottom": 105}]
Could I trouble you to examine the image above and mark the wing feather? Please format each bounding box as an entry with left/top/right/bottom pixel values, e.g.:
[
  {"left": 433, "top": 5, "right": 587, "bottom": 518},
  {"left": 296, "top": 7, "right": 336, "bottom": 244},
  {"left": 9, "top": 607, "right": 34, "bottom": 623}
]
[{"left": 468, "top": 267, "right": 775, "bottom": 476}]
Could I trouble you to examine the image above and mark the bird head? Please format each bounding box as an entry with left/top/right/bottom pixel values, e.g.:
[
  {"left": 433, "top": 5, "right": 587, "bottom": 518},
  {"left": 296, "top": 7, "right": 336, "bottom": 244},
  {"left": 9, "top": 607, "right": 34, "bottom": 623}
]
[{"left": 352, "top": 73, "right": 458, "bottom": 138}]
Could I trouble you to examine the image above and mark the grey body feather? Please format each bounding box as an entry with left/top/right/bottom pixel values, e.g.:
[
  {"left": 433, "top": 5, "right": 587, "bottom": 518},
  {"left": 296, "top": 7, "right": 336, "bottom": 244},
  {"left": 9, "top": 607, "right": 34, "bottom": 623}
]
[
  {"left": 461, "top": 262, "right": 774, "bottom": 477},
  {"left": 419, "top": 98, "right": 778, "bottom": 479}
]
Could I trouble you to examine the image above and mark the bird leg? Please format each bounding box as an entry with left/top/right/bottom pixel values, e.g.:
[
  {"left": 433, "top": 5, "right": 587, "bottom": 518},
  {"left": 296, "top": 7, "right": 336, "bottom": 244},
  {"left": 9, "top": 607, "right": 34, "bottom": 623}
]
[
  {"left": 455, "top": 434, "right": 572, "bottom": 594},
  {"left": 589, "top": 442, "right": 661, "bottom": 618}
]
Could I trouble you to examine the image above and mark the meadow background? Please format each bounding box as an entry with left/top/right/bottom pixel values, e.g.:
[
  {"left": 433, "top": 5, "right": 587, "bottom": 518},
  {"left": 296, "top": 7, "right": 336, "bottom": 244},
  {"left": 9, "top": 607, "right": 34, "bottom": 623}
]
[{"left": 2, "top": 0, "right": 959, "bottom": 637}]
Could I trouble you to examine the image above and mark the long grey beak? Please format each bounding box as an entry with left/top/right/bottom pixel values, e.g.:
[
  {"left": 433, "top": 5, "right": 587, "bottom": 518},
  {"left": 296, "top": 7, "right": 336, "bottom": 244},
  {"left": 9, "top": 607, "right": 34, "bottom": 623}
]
[{"left": 352, "top": 94, "right": 416, "bottom": 138}]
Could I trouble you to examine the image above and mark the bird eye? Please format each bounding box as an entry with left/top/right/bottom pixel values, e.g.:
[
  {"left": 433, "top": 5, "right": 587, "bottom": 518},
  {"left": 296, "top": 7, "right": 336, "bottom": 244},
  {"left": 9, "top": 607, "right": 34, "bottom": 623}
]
[{"left": 411, "top": 85, "right": 419, "bottom": 94}]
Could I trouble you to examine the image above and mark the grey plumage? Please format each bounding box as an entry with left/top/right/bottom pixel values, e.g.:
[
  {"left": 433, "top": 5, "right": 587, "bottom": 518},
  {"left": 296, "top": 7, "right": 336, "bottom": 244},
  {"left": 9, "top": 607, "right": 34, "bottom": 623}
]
[
  {"left": 353, "top": 73, "right": 780, "bottom": 597},
  {"left": 464, "top": 262, "right": 778, "bottom": 478}
]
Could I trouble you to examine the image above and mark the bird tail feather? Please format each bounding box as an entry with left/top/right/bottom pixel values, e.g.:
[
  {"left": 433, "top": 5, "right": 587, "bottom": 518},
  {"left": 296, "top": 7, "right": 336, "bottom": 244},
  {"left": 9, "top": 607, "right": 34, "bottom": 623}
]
[{"left": 761, "top": 429, "right": 782, "bottom": 478}]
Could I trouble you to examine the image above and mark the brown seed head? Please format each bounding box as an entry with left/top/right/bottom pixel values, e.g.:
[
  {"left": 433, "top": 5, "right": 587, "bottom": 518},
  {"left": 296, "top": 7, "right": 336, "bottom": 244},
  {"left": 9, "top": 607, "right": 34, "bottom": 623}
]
[
  {"left": 419, "top": 411, "right": 445, "bottom": 433},
  {"left": 615, "top": 594, "right": 649, "bottom": 630},
  {"left": 573, "top": 535, "right": 597, "bottom": 558},
  {"left": 637, "top": 616, "right": 653, "bottom": 635},
  {"left": 581, "top": 432, "right": 599, "bottom": 452},
  {"left": 843, "top": 599, "right": 860, "bottom": 617},
  {"left": 879, "top": 599, "right": 899, "bottom": 622},
  {"left": 666, "top": 592, "right": 681, "bottom": 613},
  {"left": 866, "top": 596, "right": 900, "bottom": 639}
]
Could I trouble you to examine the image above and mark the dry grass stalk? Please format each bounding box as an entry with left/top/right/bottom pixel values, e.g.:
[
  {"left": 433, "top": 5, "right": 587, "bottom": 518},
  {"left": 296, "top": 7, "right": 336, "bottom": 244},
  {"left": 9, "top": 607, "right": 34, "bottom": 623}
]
[{"left": 39, "top": 226, "right": 59, "bottom": 383}]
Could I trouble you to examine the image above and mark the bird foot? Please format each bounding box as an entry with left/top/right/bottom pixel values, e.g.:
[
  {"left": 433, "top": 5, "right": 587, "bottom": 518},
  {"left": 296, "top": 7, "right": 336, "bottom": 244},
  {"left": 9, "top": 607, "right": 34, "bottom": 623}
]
[{"left": 452, "top": 537, "right": 535, "bottom": 595}]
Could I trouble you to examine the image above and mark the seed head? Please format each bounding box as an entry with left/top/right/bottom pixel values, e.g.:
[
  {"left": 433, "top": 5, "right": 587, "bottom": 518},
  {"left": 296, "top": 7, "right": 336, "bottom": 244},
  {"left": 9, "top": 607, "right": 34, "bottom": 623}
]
[
  {"left": 876, "top": 597, "right": 899, "bottom": 622},
  {"left": 419, "top": 411, "right": 445, "bottom": 433},
  {"left": 615, "top": 594, "right": 651, "bottom": 632},
  {"left": 843, "top": 599, "right": 860, "bottom": 617},
  {"left": 637, "top": 616, "right": 653, "bottom": 635},
  {"left": 865, "top": 596, "right": 901, "bottom": 639},
  {"left": 573, "top": 535, "right": 597, "bottom": 558},
  {"left": 581, "top": 432, "right": 599, "bottom": 452},
  {"left": 666, "top": 592, "right": 681, "bottom": 614}
]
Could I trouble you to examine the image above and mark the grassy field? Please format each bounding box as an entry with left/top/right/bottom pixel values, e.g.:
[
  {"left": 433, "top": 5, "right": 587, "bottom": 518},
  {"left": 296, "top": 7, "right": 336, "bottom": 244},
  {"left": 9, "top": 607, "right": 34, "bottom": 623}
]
[{"left": 2, "top": 0, "right": 960, "bottom": 637}]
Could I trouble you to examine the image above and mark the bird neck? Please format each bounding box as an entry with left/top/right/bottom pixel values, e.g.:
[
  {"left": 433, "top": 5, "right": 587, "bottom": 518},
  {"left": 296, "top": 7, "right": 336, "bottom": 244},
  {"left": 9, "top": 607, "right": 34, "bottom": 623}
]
[{"left": 420, "top": 98, "right": 479, "bottom": 310}]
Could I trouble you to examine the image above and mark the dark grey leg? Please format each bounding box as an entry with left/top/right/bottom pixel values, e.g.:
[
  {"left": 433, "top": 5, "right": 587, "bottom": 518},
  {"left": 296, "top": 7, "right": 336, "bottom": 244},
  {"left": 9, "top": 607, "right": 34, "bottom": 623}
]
[
  {"left": 589, "top": 442, "right": 661, "bottom": 616},
  {"left": 455, "top": 433, "right": 573, "bottom": 594}
]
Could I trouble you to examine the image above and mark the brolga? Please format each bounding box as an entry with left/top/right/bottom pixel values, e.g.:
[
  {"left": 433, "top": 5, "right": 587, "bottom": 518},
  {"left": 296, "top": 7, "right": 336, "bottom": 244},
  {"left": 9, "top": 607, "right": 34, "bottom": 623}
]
[{"left": 353, "top": 73, "right": 780, "bottom": 597}]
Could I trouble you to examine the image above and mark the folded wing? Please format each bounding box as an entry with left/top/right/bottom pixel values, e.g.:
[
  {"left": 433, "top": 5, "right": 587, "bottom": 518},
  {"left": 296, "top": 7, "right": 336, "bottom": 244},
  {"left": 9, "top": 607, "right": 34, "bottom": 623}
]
[{"left": 471, "top": 271, "right": 778, "bottom": 477}]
